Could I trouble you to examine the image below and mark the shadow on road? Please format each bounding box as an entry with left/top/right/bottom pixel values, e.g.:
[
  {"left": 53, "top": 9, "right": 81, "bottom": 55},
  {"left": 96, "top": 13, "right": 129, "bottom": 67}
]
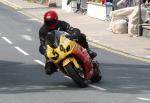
[
  {"left": 98, "top": 63, "right": 150, "bottom": 94},
  {"left": 1, "top": 60, "right": 150, "bottom": 94},
  {"left": 0, "top": 60, "right": 89, "bottom": 94}
]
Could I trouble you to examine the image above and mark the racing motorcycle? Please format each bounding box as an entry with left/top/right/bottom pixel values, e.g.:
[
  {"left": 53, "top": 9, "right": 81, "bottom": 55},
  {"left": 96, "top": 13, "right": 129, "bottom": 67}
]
[{"left": 46, "top": 30, "right": 102, "bottom": 88}]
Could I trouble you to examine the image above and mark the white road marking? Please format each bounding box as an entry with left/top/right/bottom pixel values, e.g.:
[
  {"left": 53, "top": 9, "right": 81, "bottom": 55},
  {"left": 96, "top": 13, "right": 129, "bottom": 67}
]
[
  {"left": 137, "top": 97, "right": 150, "bottom": 101},
  {"left": 34, "top": 60, "right": 45, "bottom": 66},
  {"left": 14, "top": 46, "right": 29, "bottom": 56},
  {"left": 0, "top": 85, "right": 67, "bottom": 90},
  {"left": 27, "top": 18, "right": 39, "bottom": 21},
  {"left": 21, "top": 35, "right": 33, "bottom": 41},
  {"left": 1, "top": 37, "right": 13, "bottom": 44},
  {"left": 89, "top": 84, "right": 107, "bottom": 91},
  {"left": 0, "top": 0, "right": 21, "bottom": 9},
  {"left": 119, "top": 76, "right": 132, "bottom": 79},
  {"left": 17, "top": 11, "right": 43, "bottom": 23},
  {"left": 64, "top": 76, "right": 106, "bottom": 91},
  {"left": 17, "top": 11, "right": 26, "bottom": 14}
]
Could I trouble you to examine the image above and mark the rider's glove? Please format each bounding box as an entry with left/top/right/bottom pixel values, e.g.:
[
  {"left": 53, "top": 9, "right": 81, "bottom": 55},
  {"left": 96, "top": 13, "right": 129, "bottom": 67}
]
[
  {"left": 72, "top": 28, "right": 81, "bottom": 35},
  {"left": 39, "top": 44, "right": 46, "bottom": 55},
  {"left": 65, "top": 34, "right": 78, "bottom": 40}
]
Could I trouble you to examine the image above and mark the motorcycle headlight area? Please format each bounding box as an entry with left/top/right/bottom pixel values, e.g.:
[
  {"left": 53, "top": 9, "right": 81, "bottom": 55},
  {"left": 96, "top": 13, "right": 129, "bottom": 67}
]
[{"left": 63, "top": 37, "right": 70, "bottom": 44}]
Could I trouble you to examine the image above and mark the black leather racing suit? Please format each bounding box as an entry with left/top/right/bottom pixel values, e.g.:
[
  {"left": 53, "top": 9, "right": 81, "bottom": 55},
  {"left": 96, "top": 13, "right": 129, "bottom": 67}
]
[{"left": 39, "top": 20, "right": 92, "bottom": 75}]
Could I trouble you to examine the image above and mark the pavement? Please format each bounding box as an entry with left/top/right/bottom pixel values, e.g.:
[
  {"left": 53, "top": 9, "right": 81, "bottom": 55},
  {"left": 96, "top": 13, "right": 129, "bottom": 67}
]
[{"left": 0, "top": 0, "right": 150, "bottom": 62}]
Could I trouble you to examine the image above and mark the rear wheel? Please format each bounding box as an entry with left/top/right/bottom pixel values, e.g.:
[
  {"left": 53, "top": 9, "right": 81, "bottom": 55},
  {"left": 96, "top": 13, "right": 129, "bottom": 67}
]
[
  {"left": 65, "top": 63, "right": 87, "bottom": 88},
  {"left": 90, "top": 61, "right": 102, "bottom": 83}
]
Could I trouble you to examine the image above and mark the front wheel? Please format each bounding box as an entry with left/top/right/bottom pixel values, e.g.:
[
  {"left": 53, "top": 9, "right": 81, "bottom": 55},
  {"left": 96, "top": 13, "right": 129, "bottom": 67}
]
[{"left": 65, "top": 63, "right": 87, "bottom": 88}]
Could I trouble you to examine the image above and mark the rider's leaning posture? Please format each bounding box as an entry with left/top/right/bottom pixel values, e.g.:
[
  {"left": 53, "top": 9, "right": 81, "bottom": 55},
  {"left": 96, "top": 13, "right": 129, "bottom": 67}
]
[{"left": 39, "top": 10, "right": 97, "bottom": 75}]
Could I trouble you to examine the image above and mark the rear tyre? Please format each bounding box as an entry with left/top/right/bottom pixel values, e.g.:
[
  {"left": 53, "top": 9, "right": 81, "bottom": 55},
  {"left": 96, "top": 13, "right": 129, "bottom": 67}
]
[
  {"left": 65, "top": 63, "right": 87, "bottom": 88},
  {"left": 90, "top": 61, "right": 102, "bottom": 83}
]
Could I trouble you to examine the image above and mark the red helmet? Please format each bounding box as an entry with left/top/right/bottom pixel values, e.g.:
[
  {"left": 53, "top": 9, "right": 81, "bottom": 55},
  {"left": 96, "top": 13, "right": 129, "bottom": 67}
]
[{"left": 44, "top": 10, "right": 58, "bottom": 29}]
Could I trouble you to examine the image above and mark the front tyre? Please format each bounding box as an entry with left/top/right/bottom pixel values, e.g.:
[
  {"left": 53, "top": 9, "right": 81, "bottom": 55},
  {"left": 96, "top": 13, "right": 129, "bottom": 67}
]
[{"left": 65, "top": 63, "right": 87, "bottom": 88}]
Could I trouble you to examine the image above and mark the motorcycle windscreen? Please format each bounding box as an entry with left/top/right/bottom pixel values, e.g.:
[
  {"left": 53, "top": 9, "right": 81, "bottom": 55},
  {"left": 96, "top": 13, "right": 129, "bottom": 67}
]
[{"left": 46, "top": 31, "right": 62, "bottom": 48}]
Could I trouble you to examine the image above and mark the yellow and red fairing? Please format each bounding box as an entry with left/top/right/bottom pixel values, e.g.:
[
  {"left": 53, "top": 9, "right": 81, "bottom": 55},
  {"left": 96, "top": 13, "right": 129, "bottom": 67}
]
[{"left": 72, "top": 44, "right": 93, "bottom": 80}]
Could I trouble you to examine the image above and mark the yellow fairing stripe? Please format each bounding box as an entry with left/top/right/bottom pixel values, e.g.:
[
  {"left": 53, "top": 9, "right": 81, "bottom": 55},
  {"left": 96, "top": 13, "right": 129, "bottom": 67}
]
[
  {"left": 63, "top": 58, "right": 71, "bottom": 67},
  {"left": 63, "top": 57, "right": 80, "bottom": 69}
]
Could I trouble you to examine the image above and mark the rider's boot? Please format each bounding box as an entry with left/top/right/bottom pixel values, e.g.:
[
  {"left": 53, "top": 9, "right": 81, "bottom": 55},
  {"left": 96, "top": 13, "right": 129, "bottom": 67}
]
[
  {"left": 87, "top": 48, "right": 97, "bottom": 59},
  {"left": 77, "top": 33, "right": 97, "bottom": 59}
]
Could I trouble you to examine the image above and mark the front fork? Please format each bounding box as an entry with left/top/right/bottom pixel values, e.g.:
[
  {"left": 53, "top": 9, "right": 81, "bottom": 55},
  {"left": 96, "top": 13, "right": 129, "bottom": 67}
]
[
  {"left": 62, "top": 57, "right": 94, "bottom": 80},
  {"left": 63, "top": 57, "right": 80, "bottom": 70}
]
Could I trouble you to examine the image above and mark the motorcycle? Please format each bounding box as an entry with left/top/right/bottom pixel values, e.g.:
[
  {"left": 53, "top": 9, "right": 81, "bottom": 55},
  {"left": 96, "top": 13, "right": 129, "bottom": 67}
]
[{"left": 46, "top": 30, "right": 102, "bottom": 88}]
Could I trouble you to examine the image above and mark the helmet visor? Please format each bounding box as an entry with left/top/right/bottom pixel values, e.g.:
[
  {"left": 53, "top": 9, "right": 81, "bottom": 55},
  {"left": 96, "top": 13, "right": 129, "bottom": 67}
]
[{"left": 45, "top": 19, "right": 57, "bottom": 26}]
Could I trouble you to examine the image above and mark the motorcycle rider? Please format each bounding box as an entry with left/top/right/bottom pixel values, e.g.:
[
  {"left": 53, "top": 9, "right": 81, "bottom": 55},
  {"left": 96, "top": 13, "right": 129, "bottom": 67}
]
[{"left": 39, "top": 10, "right": 97, "bottom": 75}]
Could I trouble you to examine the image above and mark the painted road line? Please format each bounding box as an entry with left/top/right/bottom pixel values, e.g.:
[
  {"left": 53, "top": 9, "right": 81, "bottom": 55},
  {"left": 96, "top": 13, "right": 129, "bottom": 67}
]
[
  {"left": 0, "top": 85, "right": 67, "bottom": 91},
  {"left": 21, "top": 35, "right": 33, "bottom": 41},
  {"left": 0, "top": 0, "right": 21, "bottom": 9},
  {"left": 27, "top": 18, "right": 39, "bottom": 21},
  {"left": 34, "top": 60, "right": 45, "bottom": 66},
  {"left": 89, "top": 84, "right": 107, "bottom": 91},
  {"left": 17, "top": 11, "right": 43, "bottom": 23},
  {"left": 34, "top": 58, "right": 106, "bottom": 91},
  {"left": 14, "top": 46, "right": 29, "bottom": 56},
  {"left": 1, "top": 37, "right": 13, "bottom": 44},
  {"left": 17, "top": 11, "right": 33, "bottom": 18},
  {"left": 64, "top": 76, "right": 106, "bottom": 91},
  {"left": 88, "top": 41, "right": 150, "bottom": 63},
  {"left": 137, "top": 97, "right": 150, "bottom": 101}
]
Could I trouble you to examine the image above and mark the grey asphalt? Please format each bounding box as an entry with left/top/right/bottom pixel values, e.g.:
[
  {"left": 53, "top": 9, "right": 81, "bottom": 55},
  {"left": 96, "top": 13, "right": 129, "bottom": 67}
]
[
  {"left": 0, "top": 2, "right": 150, "bottom": 103},
  {"left": 1, "top": 0, "right": 150, "bottom": 60}
]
